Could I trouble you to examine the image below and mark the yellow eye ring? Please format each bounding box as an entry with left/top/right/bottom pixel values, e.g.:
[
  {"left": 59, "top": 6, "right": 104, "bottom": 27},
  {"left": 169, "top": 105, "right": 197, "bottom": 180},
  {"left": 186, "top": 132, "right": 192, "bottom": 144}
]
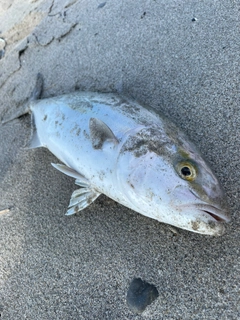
[{"left": 177, "top": 161, "right": 197, "bottom": 181}]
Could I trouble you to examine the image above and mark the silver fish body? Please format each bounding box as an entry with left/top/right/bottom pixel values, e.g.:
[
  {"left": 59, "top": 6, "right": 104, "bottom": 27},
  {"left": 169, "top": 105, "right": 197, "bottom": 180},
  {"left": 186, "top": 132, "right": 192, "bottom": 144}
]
[{"left": 4, "top": 76, "right": 230, "bottom": 235}]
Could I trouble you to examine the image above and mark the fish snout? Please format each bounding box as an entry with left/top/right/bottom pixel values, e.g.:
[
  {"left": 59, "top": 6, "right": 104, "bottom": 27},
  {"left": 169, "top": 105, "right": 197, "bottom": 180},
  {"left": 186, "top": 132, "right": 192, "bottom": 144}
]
[
  {"left": 187, "top": 203, "right": 230, "bottom": 236},
  {"left": 194, "top": 203, "right": 230, "bottom": 223}
]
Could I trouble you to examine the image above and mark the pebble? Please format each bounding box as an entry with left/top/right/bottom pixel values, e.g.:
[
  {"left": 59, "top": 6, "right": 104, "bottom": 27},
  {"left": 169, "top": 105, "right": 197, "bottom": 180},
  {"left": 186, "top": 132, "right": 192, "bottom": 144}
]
[{"left": 126, "top": 278, "right": 159, "bottom": 313}]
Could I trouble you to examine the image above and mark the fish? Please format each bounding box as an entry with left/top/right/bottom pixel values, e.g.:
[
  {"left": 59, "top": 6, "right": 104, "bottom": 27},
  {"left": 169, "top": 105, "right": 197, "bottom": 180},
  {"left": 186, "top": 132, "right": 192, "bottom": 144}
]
[{"left": 2, "top": 74, "right": 230, "bottom": 236}]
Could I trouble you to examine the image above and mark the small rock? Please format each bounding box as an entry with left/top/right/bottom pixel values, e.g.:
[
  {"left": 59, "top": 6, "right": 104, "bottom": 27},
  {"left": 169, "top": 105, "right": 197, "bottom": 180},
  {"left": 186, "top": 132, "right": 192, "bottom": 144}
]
[
  {"left": 127, "top": 278, "right": 159, "bottom": 313},
  {"left": 98, "top": 2, "right": 106, "bottom": 9}
]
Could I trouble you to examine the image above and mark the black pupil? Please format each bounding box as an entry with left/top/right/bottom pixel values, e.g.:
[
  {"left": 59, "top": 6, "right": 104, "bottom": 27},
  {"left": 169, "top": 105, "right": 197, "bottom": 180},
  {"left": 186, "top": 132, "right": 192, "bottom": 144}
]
[{"left": 181, "top": 166, "right": 191, "bottom": 176}]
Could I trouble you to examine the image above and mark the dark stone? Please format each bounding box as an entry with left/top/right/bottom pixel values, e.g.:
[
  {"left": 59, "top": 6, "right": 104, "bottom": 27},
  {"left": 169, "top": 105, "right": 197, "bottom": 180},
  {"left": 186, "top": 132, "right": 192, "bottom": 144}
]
[
  {"left": 98, "top": 2, "right": 106, "bottom": 9},
  {"left": 127, "top": 278, "right": 159, "bottom": 314}
]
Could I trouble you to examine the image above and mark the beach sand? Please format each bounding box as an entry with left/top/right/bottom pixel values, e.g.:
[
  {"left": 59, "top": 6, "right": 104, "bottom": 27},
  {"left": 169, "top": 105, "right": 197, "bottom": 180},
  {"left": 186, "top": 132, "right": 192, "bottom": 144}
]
[{"left": 0, "top": 1, "right": 239, "bottom": 319}]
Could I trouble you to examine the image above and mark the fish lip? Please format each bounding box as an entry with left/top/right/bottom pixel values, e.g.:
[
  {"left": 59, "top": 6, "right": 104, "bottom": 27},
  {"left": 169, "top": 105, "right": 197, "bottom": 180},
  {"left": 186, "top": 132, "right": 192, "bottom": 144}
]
[{"left": 194, "top": 204, "right": 230, "bottom": 223}]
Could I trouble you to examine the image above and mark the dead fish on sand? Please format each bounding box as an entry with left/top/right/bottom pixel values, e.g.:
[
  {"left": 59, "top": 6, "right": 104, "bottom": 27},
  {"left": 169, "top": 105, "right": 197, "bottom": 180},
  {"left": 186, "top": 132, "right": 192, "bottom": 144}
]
[{"left": 2, "top": 74, "right": 230, "bottom": 235}]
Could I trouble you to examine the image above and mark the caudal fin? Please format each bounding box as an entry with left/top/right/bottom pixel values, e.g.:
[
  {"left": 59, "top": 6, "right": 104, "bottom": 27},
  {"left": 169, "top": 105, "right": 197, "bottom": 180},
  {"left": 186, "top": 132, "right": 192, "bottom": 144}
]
[
  {"left": 29, "top": 73, "right": 44, "bottom": 101},
  {"left": 1, "top": 73, "right": 44, "bottom": 124}
]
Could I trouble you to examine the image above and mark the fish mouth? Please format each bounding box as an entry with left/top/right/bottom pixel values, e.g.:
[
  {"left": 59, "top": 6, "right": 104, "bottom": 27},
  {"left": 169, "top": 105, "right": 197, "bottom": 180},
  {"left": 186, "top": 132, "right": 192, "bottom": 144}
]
[{"left": 194, "top": 204, "right": 230, "bottom": 223}]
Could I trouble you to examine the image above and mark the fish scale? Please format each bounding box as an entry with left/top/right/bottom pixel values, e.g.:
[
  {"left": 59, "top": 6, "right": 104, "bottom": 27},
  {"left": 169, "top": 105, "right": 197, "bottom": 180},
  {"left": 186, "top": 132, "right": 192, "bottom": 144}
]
[{"left": 2, "top": 74, "right": 230, "bottom": 236}]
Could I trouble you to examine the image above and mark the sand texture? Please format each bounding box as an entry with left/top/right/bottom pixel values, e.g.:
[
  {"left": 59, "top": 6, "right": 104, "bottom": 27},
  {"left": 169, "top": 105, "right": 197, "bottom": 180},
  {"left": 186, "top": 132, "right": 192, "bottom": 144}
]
[{"left": 0, "top": 1, "right": 239, "bottom": 319}]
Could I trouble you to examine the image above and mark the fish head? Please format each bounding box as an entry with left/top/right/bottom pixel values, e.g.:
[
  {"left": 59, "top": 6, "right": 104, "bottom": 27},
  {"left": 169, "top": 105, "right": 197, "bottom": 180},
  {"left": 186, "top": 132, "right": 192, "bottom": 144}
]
[
  {"left": 168, "top": 151, "right": 230, "bottom": 236},
  {"left": 118, "top": 127, "right": 230, "bottom": 236}
]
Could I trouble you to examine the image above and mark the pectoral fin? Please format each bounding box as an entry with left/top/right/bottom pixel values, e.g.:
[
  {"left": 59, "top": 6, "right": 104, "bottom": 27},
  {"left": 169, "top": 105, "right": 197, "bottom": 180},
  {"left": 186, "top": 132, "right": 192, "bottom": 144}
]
[
  {"left": 89, "top": 117, "right": 118, "bottom": 149},
  {"left": 51, "top": 163, "right": 101, "bottom": 215}
]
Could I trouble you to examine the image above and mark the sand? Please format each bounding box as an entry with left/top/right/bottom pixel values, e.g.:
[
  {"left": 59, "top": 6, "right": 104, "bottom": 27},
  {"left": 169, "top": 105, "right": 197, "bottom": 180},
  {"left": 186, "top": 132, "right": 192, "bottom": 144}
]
[{"left": 0, "top": 1, "right": 239, "bottom": 319}]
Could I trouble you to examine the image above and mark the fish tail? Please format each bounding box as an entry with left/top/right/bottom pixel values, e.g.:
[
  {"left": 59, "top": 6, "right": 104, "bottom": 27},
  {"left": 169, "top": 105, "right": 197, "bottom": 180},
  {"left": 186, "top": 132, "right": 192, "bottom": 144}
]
[
  {"left": 1, "top": 73, "right": 43, "bottom": 124},
  {"left": 29, "top": 73, "right": 44, "bottom": 101}
]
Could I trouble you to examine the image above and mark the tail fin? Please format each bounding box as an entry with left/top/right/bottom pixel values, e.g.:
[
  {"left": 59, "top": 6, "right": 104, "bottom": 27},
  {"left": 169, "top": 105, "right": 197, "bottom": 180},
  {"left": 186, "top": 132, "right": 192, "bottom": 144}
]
[
  {"left": 29, "top": 73, "right": 44, "bottom": 101},
  {"left": 1, "top": 73, "right": 44, "bottom": 124}
]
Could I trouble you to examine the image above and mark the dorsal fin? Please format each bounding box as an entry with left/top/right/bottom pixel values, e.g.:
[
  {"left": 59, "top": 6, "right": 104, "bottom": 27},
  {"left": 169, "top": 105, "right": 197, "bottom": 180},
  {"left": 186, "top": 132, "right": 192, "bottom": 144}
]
[{"left": 89, "top": 117, "right": 118, "bottom": 149}]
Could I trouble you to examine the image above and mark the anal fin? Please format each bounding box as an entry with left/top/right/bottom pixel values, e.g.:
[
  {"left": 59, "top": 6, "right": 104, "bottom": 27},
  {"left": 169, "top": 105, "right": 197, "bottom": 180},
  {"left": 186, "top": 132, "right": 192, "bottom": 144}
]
[{"left": 51, "top": 163, "right": 89, "bottom": 187}]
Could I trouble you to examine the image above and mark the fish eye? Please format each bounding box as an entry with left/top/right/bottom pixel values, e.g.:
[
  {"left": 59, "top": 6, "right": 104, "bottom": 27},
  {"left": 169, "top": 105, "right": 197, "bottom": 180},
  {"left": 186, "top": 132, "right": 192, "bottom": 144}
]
[
  {"left": 181, "top": 166, "right": 191, "bottom": 176},
  {"left": 177, "top": 161, "right": 197, "bottom": 181}
]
